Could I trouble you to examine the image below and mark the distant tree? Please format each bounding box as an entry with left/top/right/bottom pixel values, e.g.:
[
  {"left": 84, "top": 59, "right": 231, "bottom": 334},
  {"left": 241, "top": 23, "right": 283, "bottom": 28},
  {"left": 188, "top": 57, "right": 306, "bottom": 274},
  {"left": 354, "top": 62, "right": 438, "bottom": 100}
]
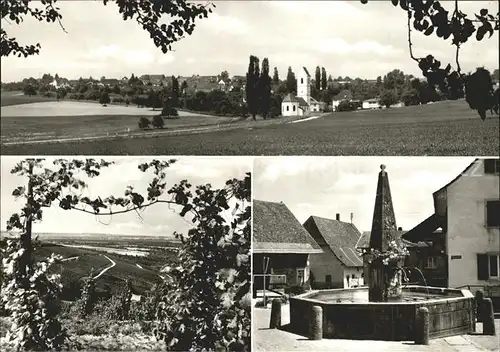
[
  {"left": 286, "top": 67, "right": 297, "bottom": 94},
  {"left": 219, "top": 70, "right": 229, "bottom": 83},
  {"left": 161, "top": 100, "right": 179, "bottom": 118},
  {"left": 315, "top": 66, "right": 321, "bottom": 90},
  {"left": 328, "top": 74, "right": 333, "bottom": 83},
  {"left": 151, "top": 115, "right": 164, "bottom": 129},
  {"left": 112, "top": 85, "right": 121, "bottom": 95},
  {"left": 181, "top": 80, "right": 188, "bottom": 95},
  {"left": 272, "top": 67, "right": 279, "bottom": 84},
  {"left": 493, "top": 69, "right": 499, "bottom": 82},
  {"left": 147, "top": 90, "right": 162, "bottom": 109},
  {"left": 23, "top": 84, "right": 36, "bottom": 96},
  {"left": 99, "top": 91, "right": 110, "bottom": 106},
  {"left": 336, "top": 100, "right": 355, "bottom": 112},
  {"left": 258, "top": 58, "right": 272, "bottom": 119},
  {"left": 171, "top": 76, "right": 180, "bottom": 106},
  {"left": 465, "top": 67, "right": 496, "bottom": 120},
  {"left": 269, "top": 94, "right": 282, "bottom": 118},
  {"left": 379, "top": 90, "right": 399, "bottom": 108},
  {"left": 100, "top": 76, "right": 106, "bottom": 82},
  {"left": 245, "top": 55, "right": 260, "bottom": 120},
  {"left": 321, "top": 67, "right": 327, "bottom": 91},
  {"left": 402, "top": 89, "right": 420, "bottom": 106}
]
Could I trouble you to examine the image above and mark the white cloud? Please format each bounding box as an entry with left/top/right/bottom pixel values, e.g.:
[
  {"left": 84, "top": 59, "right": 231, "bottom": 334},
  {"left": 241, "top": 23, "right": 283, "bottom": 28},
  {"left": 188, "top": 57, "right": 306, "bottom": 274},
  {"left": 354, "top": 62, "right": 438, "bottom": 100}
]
[
  {"left": 125, "top": 50, "right": 155, "bottom": 64},
  {"left": 267, "top": 1, "right": 367, "bottom": 20},
  {"left": 312, "top": 38, "right": 402, "bottom": 56},
  {"left": 203, "top": 13, "right": 249, "bottom": 35},
  {"left": 257, "top": 157, "right": 333, "bottom": 182},
  {"left": 157, "top": 53, "right": 175, "bottom": 64}
]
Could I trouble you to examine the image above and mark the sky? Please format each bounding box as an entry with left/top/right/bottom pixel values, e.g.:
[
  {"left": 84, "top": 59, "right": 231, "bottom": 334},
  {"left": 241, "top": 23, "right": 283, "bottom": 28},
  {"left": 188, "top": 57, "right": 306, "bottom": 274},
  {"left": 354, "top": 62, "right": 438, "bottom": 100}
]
[
  {"left": 253, "top": 157, "right": 476, "bottom": 233},
  {"left": 1, "top": 156, "right": 251, "bottom": 237},
  {"left": 1, "top": 1, "right": 498, "bottom": 82}
]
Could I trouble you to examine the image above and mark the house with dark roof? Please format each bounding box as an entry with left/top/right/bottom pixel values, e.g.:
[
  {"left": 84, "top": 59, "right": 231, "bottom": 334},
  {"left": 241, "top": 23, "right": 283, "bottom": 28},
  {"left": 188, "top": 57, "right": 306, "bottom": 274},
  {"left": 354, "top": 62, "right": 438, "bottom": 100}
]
[
  {"left": 332, "top": 89, "right": 353, "bottom": 110},
  {"left": 252, "top": 200, "right": 323, "bottom": 295},
  {"left": 303, "top": 214, "right": 365, "bottom": 289},
  {"left": 402, "top": 158, "right": 500, "bottom": 309}
]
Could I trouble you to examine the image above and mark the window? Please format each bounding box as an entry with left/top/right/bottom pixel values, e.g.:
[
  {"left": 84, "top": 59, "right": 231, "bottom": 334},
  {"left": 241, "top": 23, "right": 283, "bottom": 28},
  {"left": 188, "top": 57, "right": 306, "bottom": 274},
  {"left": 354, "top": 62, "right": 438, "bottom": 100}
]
[
  {"left": 484, "top": 159, "right": 500, "bottom": 175},
  {"left": 293, "top": 105, "right": 296, "bottom": 112},
  {"left": 297, "top": 269, "right": 305, "bottom": 285},
  {"left": 301, "top": 78, "right": 304, "bottom": 84},
  {"left": 478, "top": 254, "right": 500, "bottom": 280},
  {"left": 489, "top": 255, "right": 498, "bottom": 277},
  {"left": 426, "top": 256, "right": 438, "bottom": 269},
  {"left": 286, "top": 105, "right": 289, "bottom": 111},
  {"left": 486, "top": 200, "right": 500, "bottom": 227}
]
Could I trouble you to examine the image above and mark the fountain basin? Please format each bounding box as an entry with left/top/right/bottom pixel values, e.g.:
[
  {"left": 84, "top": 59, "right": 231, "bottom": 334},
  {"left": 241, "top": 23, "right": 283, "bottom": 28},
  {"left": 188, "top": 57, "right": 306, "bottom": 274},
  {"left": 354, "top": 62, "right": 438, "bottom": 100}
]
[{"left": 289, "top": 285, "right": 475, "bottom": 341}]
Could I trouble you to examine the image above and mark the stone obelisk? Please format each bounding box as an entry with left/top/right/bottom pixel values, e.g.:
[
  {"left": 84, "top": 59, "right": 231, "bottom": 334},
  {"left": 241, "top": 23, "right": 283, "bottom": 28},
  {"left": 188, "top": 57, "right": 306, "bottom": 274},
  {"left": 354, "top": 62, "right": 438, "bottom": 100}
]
[{"left": 366, "top": 165, "right": 403, "bottom": 302}]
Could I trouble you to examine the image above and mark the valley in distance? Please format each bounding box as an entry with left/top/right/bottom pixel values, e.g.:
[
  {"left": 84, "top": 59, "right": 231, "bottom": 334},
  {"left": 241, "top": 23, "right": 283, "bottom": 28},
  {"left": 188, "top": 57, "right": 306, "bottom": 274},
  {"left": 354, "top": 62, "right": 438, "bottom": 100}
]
[{"left": 0, "top": 231, "right": 181, "bottom": 301}]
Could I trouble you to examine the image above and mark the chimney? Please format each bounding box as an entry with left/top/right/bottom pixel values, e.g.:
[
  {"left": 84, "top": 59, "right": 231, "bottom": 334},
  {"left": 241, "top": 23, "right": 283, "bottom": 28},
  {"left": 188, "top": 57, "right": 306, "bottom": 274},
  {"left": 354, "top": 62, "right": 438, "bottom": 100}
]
[
  {"left": 350, "top": 212, "right": 354, "bottom": 224},
  {"left": 398, "top": 227, "right": 403, "bottom": 231},
  {"left": 336, "top": 213, "right": 340, "bottom": 221}
]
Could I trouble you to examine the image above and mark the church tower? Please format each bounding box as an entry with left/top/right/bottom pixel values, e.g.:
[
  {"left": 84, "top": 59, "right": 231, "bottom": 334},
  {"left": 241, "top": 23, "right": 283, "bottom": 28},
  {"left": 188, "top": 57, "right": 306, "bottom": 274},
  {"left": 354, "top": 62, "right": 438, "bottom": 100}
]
[{"left": 296, "top": 66, "right": 311, "bottom": 106}]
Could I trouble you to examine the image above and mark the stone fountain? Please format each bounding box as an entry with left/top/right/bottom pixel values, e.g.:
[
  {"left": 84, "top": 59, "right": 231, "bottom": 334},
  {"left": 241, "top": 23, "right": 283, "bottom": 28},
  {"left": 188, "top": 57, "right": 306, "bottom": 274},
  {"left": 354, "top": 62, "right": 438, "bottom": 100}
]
[{"left": 288, "top": 165, "right": 475, "bottom": 341}]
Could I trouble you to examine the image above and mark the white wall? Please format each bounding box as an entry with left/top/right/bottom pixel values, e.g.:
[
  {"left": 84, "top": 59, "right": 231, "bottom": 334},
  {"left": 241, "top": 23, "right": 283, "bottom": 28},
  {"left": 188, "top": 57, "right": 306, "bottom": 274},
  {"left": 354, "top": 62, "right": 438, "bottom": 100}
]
[
  {"left": 363, "top": 101, "right": 380, "bottom": 109},
  {"left": 282, "top": 102, "right": 300, "bottom": 116},
  {"left": 343, "top": 267, "right": 364, "bottom": 288},
  {"left": 446, "top": 160, "right": 500, "bottom": 290}
]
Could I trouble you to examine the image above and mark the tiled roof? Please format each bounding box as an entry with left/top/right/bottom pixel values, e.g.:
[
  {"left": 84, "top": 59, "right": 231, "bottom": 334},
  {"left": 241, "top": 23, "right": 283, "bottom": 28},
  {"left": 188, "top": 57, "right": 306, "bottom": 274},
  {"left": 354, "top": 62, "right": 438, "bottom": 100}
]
[
  {"left": 333, "top": 90, "right": 353, "bottom": 101},
  {"left": 304, "top": 216, "right": 363, "bottom": 267},
  {"left": 296, "top": 97, "right": 309, "bottom": 107},
  {"left": 253, "top": 200, "right": 323, "bottom": 254},
  {"left": 282, "top": 93, "right": 301, "bottom": 103},
  {"left": 402, "top": 214, "right": 443, "bottom": 243}
]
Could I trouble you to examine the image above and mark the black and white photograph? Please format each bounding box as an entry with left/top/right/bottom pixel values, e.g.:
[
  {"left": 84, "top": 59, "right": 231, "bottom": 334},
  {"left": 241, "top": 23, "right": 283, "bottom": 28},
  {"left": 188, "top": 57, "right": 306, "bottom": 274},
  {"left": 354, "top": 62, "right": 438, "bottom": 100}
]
[
  {"left": 1, "top": 1, "right": 498, "bottom": 156},
  {"left": 252, "top": 156, "right": 499, "bottom": 351},
  {"left": 0, "top": 156, "right": 251, "bottom": 351}
]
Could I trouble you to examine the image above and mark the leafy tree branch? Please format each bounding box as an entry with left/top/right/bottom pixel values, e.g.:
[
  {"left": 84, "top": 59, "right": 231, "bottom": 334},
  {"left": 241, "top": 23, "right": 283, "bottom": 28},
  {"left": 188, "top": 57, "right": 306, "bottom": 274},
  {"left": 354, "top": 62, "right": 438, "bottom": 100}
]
[{"left": 1, "top": 0, "right": 215, "bottom": 57}]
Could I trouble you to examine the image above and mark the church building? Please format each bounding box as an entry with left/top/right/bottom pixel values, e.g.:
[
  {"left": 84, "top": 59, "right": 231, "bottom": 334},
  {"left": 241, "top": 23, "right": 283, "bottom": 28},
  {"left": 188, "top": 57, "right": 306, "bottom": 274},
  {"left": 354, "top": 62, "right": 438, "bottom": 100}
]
[{"left": 281, "top": 67, "right": 322, "bottom": 116}]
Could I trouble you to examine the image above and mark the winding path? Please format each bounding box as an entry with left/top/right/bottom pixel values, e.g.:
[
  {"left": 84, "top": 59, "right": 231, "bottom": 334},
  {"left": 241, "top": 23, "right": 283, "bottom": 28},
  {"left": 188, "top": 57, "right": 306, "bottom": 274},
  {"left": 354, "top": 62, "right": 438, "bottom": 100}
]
[{"left": 93, "top": 255, "right": 116, "bottom": 280}]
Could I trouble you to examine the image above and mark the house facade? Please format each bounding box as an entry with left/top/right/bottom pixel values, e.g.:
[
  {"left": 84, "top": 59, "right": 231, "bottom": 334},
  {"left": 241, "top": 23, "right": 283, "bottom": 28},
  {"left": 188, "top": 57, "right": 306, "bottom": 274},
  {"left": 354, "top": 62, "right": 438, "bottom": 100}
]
[
  {"left": 252, "top": 200, "right": 323, "bottom": 295},
  {"left": 281, "top": 67, "right": 316, "bottom": 116},
  {"left": 362, "top": 98, "right": 381, "bottom": 110},
  {"left": 332, "top": 90, "right": 353, "bottom": 110},
  {"left": 403, "top": 158, "right": 500, "bottom": 303},
  {"left": 303, "top": 214, "right": 365, "bottom": 289}
]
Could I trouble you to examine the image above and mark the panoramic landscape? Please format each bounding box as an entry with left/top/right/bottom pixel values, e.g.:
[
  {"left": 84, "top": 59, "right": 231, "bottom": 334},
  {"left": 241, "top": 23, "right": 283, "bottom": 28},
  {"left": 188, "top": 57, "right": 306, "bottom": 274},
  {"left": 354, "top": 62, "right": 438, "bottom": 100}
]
[
  {"left": 1, "top": 1, "right": 499, "bottom": 155},
  {"left": 0, "top": 156, "right": 251, "bottom": 351}
]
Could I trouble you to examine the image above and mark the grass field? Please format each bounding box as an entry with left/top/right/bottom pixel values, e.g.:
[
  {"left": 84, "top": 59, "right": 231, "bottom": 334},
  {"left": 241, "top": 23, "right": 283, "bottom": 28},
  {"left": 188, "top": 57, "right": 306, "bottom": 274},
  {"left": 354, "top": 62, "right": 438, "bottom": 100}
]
[
  {"left": 2, "top": 100, "right": 498, "bottom": 155},
  {"left": 0, "top": 91, "right": 57, "bottom": 106},
  {"left": 1, "top": 113, "right": 236, "bottom": 143}
]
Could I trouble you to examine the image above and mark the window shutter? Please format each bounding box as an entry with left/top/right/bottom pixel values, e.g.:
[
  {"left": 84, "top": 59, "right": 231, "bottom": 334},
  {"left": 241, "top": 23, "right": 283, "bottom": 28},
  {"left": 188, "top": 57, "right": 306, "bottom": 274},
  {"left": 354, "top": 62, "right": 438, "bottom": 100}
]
[
  {"left": 477, "top": 254, "right": 489, "bottom": 280},
  {"left": 484, "top": 159, "right": 494, "bottom": 174}
]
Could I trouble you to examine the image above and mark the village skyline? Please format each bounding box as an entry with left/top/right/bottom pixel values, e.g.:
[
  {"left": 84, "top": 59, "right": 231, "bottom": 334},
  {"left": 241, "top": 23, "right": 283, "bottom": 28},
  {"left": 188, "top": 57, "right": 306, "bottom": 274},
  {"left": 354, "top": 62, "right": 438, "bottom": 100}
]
[{"left": 1, "top": 1, "right": 498, "bottom": 83}]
